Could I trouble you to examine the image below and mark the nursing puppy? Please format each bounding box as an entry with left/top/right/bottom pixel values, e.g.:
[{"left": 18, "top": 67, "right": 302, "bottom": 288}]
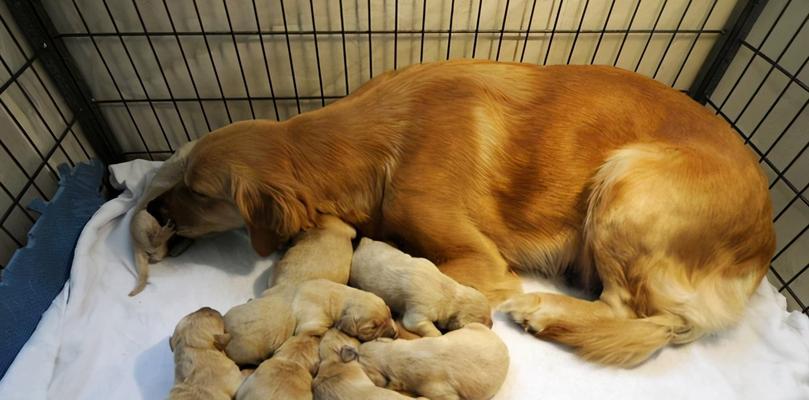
[
  {"left": 269, "top": 214, "right": 356, "bottom": 287},
  {"left": 224, "top": 279, "right": 396, "bottom": 365},
  {"left": 352, "top": 323, "right": 509, "bottom": 400},
  {"left": 153, "top": 61, "right": 775, "bottom": 366},
  {"left": 313, "top": 329, "right": 421, "bottom": 400},
  {"left": 168, "top": 307, "right": 242, "bottom": 400},
  {"left": 351, "top": 238, "right": 491, "bottom": 337},
  {"left": 129, "top": 210, "right": 174, "bottom": 296},
  {"left": 236, "top": 334, "right": 320, "bottom": 400}
]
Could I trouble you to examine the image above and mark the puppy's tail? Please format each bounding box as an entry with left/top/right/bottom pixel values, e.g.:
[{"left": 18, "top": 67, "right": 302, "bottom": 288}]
[
  {"left": 129, "top": 250, "right": 149, "bottom": 296},
  {"left": 538, "top": 314, "right": 688, "bottom": 368}
]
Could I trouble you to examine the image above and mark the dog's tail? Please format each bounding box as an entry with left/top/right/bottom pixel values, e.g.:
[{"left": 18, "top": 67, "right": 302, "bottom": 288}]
[{"left": 538, "top": 314, "right": 687, "bottom": 367}]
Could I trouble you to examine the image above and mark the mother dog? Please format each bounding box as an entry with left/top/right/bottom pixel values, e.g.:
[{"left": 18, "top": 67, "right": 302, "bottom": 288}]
[{"left": 151, "top": 60, "right": 774, "bottom": 367}]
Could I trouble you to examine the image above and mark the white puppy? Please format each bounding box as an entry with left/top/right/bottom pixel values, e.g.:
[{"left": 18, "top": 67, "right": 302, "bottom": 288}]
[
  {"left": 168, "top": 307, "right": 243, "bottom": 400},
  {"left": 351, "top": 238, "right": 492, "bottom": 337},
  {"left": 224, "top": 279, "right": 396, "bottom": 365},
  {"left": 313, "top": 329, "right": 422, "bottom": 400},
  {"left": 236, "top": 334, "right": 320, "bottom": 400},
  {"left": 269, "top": 214, "right": 356, "bottom": 287},
  {"left": 350, "top": 323, "right": 509, "bottom": 400}
]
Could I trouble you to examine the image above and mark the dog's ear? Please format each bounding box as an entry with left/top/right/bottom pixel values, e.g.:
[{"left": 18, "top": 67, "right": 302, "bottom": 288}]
[
  {"left": 339, "top": 345, "right": 359, "bottom": 362},
  {"left": 231, "top": 172, "right": 314, "bottom": 257},
  {"left": 169, "top": 334, "right": 178, "bottom": 352},
  {"left": 213, "top": 333, "right": 231, "bottom": 351}
]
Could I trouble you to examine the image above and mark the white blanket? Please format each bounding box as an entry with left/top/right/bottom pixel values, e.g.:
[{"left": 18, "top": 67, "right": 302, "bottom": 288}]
[{"left": 1, "top": 160, "right": 808, "bottom": 400}]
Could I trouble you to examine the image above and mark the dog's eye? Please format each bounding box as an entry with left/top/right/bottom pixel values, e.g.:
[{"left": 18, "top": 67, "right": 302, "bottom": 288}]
[{"left": 189, "top": 189, "right": 207, "bottom": 199}]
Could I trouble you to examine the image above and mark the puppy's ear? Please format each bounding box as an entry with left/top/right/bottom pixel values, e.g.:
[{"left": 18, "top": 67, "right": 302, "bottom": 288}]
[
  {"left": 169, "top": 335, "right": 178, "bottom": 352},
  {"left": 339, "top": 346, "right": 359, "bottom": 362},
  {"left": 231, "top": 173, "right": 314, "bottom": 257},
  {"left": 213, "top": 333, "right": 232, "bottom": 351}
]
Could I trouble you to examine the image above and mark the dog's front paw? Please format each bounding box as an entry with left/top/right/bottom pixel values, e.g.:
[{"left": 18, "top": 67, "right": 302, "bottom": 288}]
[{"left": 498, "top": 293, "right": 553, "bottom": 334}]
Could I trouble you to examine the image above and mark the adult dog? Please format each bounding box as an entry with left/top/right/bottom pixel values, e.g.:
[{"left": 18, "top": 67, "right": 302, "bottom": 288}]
[{"left": 151, "top": 60, "right": 774, "bottom": 366}]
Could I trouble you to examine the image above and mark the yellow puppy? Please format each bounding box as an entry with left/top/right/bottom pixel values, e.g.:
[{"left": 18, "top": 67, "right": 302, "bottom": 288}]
[
  {"left": 269, "top": 214, "right": 356, "bottom": 287},
  {"left": 168, "top": 307, "right": 243, "bottom": 400},
  {"left": 313, "top": 329, "right": 422, "bottom": 400},
  {"left": 352, "top": 323, "right": 509, "bottom": 400},
  {"left": 224, "top": 279, "right": 396, "bottom": 365},
  {"left": 236, "top": 335, "right": 320, "bottom": 400},
  {"left": 129, "top": 209, "right": 174, "bottom": 296},
  {"left": 351, "top": 238, "right": 492, "bottom": 337}
]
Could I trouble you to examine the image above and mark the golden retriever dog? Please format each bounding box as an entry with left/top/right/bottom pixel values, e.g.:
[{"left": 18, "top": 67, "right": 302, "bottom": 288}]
[
  {"left": 350, "top": 323, "right": 509, "bottom": 400},
  {"left": 269, "top": 214, "right": 356, "bottom": 287},
  {"left": 313, "top": 329, "right": 423, "bottom": 400},
  {"left": 224, "top": 279, "right": 396, "bottom": 365},
  {"left": 168, "top": 307, "right": 243, "bottom": 400},
  {"left": 128, "top": 209, "right": 174, "bottom": 296},
  {"left": 351, "top": 238, "right": 491, "bottom": 337},
  {"left": 236, "top": 334, "right": 320, "bottom": 400},
  {"left": 151, "top": 60, "right": 775, "bottom": 366}
]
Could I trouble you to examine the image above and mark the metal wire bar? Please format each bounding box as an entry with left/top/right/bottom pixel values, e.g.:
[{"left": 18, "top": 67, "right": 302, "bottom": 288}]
[
  {"left": 0, "top": 96, "right": 60, "bottom": 178},
  {"left": 419, "top": 0, "right": 427, "bottom": 63},
  {"left": 590, "top": 0, "right": 616, "bottom": 64},
  {"left": 394, "top": 0, "right": 398, "bottom": 68},
  {"left": 338, "top": 0, "right": 350, "bottom": 94},
  {"left": 471, "top": 0, "right": 483, "bottom": 59},
  {"left": 613, "top": 0, "right": 642, "bottom": 66},
  {"left": 519, "top": 0, "right": 538, "bottom": 63},
  {"left": 279, "top": 0, "right": 301, "bottom": 114},
  {"left": 672, "top": 0, "right": 719, "bottom": 87},
  {"left": 70, "top": 0, "right": 152, "bottom": 159},
  {"left": 543, "top": 0, "right": 564, "bottom": 65},
  {"left": 0, "top": 182, "right": 35, "bottom": 224},
  {"left": 192, "top": 0, "right": 232, "bottom": 123},
  {"left": 163, "top": 0, "right": 211, "bottom": 131},
  {"left": 367, "top": 0, "right": 373, "bottom": 77},
  {"left": 251, "top": 0, "right": 280, "bottom": 121},
  {"left": 496, "top": 0, "right": 510, "bottom": 61},
  {"left": 652, "top": 0, "right": 693, "bottom": 79},
  {"left": 222, "top": 0, "right": 255, "bottom": 119},
  {"left": 566, "top": 0, "right": 590, "bottom": 64},
  {"left": 57, "top": 28, "right": 722, "bottom": 37},
  {"left": 634, "top": 0, "right": 668, "bottom": 72},
  {"left": 101, "top": 0, "right": 173, "bottom": 151},
  {"left": 446, "top": 0, "right": 455, "bottom": 59},
  {"left": 716, "top": 0, "right": 794, "bottom": 112},
  {"left": 132, "top": 0, "right": 191, "bottom": 142},
  {"left": 309, "top": 0, "right": 326, "bottom": 106}
]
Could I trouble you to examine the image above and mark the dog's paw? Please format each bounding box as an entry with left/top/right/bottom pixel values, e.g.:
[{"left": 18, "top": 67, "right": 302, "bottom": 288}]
[{"left": 499, "top": 292, "right": 558, "bottom": 334}]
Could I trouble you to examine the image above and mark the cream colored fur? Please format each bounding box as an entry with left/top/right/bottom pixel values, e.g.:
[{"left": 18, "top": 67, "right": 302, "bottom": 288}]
[
  {"left": 167, "top": 307, "right": 243, "bottom": 400},
  {"left": 236, "top": 334, "right": 320, "bottom": 400},
  {"left": 354, "top": 323, "right": 509, "bottom": 400},
  {"left": 129, "top": 210, "right": 174, "bottom": 296},
  {"left": 224, "top": 279, "right": 396, "bottom": 365},
  {"left": 313, "top": 329, "right": 421, "bottom": 400},
  {"left": 269, "top": 214, "right": 356, "bottom": 287},
  {"left": 351, "top": 238, "right": 491, "bottom": 337}
]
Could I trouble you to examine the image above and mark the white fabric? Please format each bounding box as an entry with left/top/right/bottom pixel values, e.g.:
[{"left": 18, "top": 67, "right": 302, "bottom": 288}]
[{"left": 1, "top": 160, "right": 808, "bottom": 400}]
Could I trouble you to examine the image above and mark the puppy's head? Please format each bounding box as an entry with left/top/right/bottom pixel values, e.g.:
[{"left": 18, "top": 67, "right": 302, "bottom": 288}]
[
  {"left": 169, "top": 307, "right": 230, "bottom": 352},
  {"left": 319, "top": 329, "right": 361, "bottom": 362},
  {"left": 443, "top": 286, "right": 493, "bottom": 331},
  {"left": 336, "top": 294, "right": 396, "bottom": 342},
  {"left": 153, "top": 121, "right": 316, "bottom": 257}
]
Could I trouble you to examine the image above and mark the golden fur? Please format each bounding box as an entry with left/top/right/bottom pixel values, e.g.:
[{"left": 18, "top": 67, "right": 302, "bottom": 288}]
[
  {"left": 313, "top": 329, "right": 423, "bottom": 400},
  {"left": 352, "top": 323, "right": 509, "bottom": 400},
  {"left": 224, "top": 279, "right": 396, "bottom": 365},
  {"left": 351, "top": 238, "right": 492, "bottom": 337},
  {"left": 168, "top": 307, "right": 243, "bottom": 400},
  {"left": 269, "top": 214, "right": 356, "bottom": 287},
  {"left": 236, "top": 334, "right": 320, "bottom": 400},
  {"left": 154, "top": 60, "right": 775, "bottom": 366}
]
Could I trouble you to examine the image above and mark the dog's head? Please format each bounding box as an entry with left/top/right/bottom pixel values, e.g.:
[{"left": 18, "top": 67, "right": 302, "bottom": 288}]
[
  {"left": 169, "top": 307, "right": 230, "bottom": 352},
  {"left": 151, "top": 121, "right": 317, "bottom": 257},
  {"left": 319, "top": 329, "right": 361, "bottom": 362},
  {"left": 337, "top": 294, "right": 397, "bottom": 342}
]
